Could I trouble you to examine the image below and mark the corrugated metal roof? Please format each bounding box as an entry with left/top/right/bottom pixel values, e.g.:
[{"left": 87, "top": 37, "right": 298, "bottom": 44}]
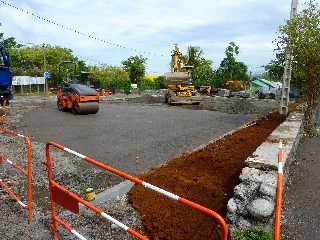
[
  {"left": 252, "top": 80, "right": 267, "bottom": 88},
  {"left": 258, "top": 79, "right": 278, "bottom": 88}
]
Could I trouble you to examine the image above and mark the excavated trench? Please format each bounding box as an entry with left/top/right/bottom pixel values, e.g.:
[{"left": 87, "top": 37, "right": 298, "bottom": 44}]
[{"left": 129, "top": 112, "right": 285, "bottom": 240}]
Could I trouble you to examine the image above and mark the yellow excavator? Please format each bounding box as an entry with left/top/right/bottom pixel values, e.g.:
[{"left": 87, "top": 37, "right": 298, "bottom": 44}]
[{"left": 164, "top": 45, "right": 200, "bottom": 105}]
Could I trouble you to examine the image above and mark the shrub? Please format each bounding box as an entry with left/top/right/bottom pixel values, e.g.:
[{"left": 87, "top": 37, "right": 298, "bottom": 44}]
[
  {"left": 106, "top": 78, "right": 131, "bottom": 94},
  {"left": 89, "top": 65, "right": 131, "bottom": 94},
  {"left": 138, "top": 76, "right": 166, "bottom": 91}
]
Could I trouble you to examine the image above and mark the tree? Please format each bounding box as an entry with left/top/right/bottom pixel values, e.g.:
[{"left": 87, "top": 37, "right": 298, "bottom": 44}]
[
  {"left": 276, "top": 0, "right": 320, "bottom": 132},
  {"left": 192, "top": 60, "right": 216, "bottom": 87},
  {"left": 89, "top": 65, "right": 130, "bottom": 93},
  {"left": 0, "top": 35, "right": 22, "bottom": 49},
  {"left": 262, "top": 57, "right": 285, "bottom": 82},
  {"left": 182, "top": 46, "right": 216, "bottom": 87},
  {"left": 216, "top": 42, "right": 249, "bottom": 83},
  {"left": 9, "top": 45, "right": 87, "bottom": 85},
  {"left": 121, "top": 55, "right": 146, "bottom": 84},
  {"left": 182, "top": 46, "right": 204, "bottom": 68},
  {"left": 0, "top": 23, "right": 22, "bottom": 49}
]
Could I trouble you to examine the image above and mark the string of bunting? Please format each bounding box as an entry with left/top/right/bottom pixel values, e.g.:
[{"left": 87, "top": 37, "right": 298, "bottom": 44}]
[{"left": 0, "top": 0, "right": 167, "bottom": 57}]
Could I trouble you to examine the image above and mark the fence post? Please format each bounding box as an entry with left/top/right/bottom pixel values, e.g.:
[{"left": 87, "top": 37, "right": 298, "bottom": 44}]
[
  {"left": 273, "top": 140, "right": 284, "bottom": 240},
  {"left": 45, "top": 144, "right": 59, "bottom": 239}
]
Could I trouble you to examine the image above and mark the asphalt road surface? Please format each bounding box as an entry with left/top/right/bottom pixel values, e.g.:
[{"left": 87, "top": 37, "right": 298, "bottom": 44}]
[
  {"left": 282, "top": 137, "right": 320, "bottom": 240},
  {"left": 24, "top": 101, "right": 256, "bottom": 175}
]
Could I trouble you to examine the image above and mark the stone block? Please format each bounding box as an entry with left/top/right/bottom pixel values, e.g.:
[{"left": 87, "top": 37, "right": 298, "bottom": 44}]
[
  {"left": 237, "top": 217, "right": 252, "bottom": 230},
  {"left": 227, "top": 198, "right": 238, "bottom": 213},
  {"left": 234, "top": 199, "right": 248, "bottom": 216},
  {"left": 247, "top": 198, "right": 274, "bottom": 220},
  {"left": 259, "top": 183, "right": 277, "bottom": 199},
  {"left": 239, "top": 167, "right": 264, "bottom": 183},
  {"left": 260, "top": 172, "right": 277, "bottom": 187},
  {"left": 226, "top": 212, "right": 237, "bottom": 224},
  {"left": 234, "top": 182, "right": 259, "bottom": 202}
]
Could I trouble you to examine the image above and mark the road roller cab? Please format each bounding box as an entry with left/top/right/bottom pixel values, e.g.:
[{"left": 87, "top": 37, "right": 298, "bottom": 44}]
[{"left": 56, "top": 61, "right": 99, "bottom": 114}]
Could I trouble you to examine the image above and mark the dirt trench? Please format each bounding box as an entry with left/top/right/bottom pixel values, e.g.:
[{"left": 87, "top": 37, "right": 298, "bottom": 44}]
[{"left": 128, "top": 112, "right": 285, "bottom": 240}]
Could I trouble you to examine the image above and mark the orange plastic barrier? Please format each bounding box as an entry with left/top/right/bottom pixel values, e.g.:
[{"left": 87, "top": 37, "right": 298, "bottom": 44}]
[
  {"left": 0, "top": 128, "right": 33, "bottom": 224},
  {"left": 273, "top": 140, "right": 284, "bottom": 240},
  {"left": 45, "top": 141, "right": 228, "bottom": 240}
]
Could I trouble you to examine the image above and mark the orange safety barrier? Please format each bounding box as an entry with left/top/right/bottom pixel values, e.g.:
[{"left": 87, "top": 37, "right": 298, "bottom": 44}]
[
  {"left": 45, "top": 141, "right": 228, "bottom": 240},
  {"left": 273, "top": 140, "right": 283, "bottom": 240},
  {"left": 0, "top": 128, "right": 33, "bottom": 224}
]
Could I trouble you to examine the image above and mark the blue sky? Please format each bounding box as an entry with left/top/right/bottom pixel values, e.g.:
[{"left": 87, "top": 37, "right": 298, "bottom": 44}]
[{"left": 0, "top": 0, "right": 303, "bottom": 75}]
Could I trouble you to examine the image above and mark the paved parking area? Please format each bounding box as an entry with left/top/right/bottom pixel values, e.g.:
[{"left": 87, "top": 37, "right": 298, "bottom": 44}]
[
  {"left": 24, "top": 101, "right": 256, "bottom": 175},
  {"left": 282, "top": 137, "right": 320, "bottom": 240}
]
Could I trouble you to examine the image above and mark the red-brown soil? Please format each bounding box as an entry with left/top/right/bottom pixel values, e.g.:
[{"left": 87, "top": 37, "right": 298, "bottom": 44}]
[{"left": 128, "top": 112, "right": 285, "bottom": 240}]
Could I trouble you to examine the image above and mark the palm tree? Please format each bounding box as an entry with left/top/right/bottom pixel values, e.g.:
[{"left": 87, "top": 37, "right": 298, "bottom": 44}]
[{"left": 182, "top": 46, "right": 204, "bottom": 68}]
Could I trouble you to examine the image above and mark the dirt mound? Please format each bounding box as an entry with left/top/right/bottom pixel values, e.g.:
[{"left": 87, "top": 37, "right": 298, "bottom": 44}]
[{"left": 128, "top": 112, "right": 285, "bottom": 240}]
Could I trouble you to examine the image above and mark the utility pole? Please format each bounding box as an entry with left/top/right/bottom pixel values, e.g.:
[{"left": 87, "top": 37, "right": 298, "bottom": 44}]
[
  {"left": 280, "top": 0, "right": 299, "bottom": 115},
  {"left": 43, "top": 46, "right": 48, "bottom": 94}
]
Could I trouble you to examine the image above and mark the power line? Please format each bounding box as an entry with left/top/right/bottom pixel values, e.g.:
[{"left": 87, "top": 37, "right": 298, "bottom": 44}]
[{"left": 0, "top": 0, "right": 167, "bottom": 57}]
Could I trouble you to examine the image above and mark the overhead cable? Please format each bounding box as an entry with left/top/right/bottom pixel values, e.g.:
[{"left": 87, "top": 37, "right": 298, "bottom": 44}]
[{"left": 0, "top": 0, "right": 167, "bottom": 57}]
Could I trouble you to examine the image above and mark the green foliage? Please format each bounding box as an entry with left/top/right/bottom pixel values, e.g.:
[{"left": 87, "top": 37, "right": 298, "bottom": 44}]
[
  {"left": 122, "top": 55, "right": 147, "bottom": 84},
  {"left": 262, "top": 57, "right": 284, "bottom": 82},
  {"left": 182, "top": 46, "right": 204, "bottom": 68},
  {"left": 216, "top": 42, "right": 250, "bottom": 83},
  {"left": 277, "top": 0, "right": 320, "bottom": 131},
  {"left": 89, "top": 65, "right": 131, "bottom": 94},
  {"left": 233, "top": 229, "right": 272, "bottom": 240},
  {"left": 182, "top": 46, "right": 216, "bottom": 87},
  {"left": 192, "top": 61, "right": 216, "bottom": 87},
  {"left": 0, "top": 27, "right": 22, "bottom": 49},
  {"left": 8, "top": 45, "right": 86, "bottom": 86},
  {"left": 138, "top": 76, "right": 166, "bottom": 91},
  {"left": 107, "top": 78, "right": 131, "bottom": 94}
]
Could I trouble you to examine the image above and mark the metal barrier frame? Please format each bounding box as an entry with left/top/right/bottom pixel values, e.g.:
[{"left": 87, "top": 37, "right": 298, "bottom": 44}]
[
  {"left": 273, "top": 140, "right": 283, "bottom": 240},
  {"left": 45, "top": 141, "right": 228, "bottom": 240},
  {"left": 0, "top": 128, "right": 33, "bottom": 224}
]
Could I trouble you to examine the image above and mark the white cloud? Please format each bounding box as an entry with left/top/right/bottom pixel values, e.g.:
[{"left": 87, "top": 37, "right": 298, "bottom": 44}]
[{"left": 1, "top": 0, "right": 296, "bottom": 73}]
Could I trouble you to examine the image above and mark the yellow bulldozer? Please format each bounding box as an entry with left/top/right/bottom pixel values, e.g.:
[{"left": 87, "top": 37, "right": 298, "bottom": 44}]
[{"left": 164, "top": 45, "right": 200, "bottom": 105}]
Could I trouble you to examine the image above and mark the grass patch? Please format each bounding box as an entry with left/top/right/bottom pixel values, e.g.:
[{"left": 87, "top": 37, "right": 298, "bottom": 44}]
[{"left": 233, "top": 229, "right": 273, "bottom": 240}]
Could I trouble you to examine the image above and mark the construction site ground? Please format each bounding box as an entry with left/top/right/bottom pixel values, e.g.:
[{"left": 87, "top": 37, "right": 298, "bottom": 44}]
[
  {"left": 21, "top": 96, "right": 256, "bottom": 178},
  {"left": 0, "top": 95, "right": 285, "bottom": 239}
]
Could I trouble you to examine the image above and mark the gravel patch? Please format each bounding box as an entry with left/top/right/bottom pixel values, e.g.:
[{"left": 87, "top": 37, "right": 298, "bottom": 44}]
[
  {"left": 0, "top": 96, "right": 142, "bottom": 239},
  {"left": 0, "top": 134, "right": 143, "bottom": 239}
]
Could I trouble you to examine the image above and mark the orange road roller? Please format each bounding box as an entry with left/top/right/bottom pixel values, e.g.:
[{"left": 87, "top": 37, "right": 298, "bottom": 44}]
[
  {"left": 57, "top": 83, "right": 99, "bottom": 114},
  {"left": 56, "top": 61, "right": 99, "bottom": 114}
]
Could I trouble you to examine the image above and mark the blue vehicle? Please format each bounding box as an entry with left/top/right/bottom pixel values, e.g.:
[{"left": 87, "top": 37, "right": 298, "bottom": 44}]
[{"left": 0, "top": 43, "right": 12, "bottom": 106}]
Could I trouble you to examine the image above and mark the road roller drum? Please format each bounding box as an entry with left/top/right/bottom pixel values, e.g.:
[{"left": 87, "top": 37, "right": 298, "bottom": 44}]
[{"left": 73, "top": 102, "right": 99, "bottom": 115}]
